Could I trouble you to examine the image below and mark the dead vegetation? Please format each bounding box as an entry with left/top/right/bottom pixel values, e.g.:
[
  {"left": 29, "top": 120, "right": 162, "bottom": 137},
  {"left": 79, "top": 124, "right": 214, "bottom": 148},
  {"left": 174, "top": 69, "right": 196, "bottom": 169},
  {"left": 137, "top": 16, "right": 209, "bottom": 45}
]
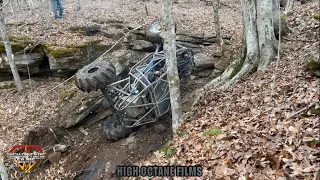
[
  {"left": 0, "top": 0, "right": 319, "bottom": 179},
  {"left": 139, "top": 1, "right": 320, "bottom": 179}
]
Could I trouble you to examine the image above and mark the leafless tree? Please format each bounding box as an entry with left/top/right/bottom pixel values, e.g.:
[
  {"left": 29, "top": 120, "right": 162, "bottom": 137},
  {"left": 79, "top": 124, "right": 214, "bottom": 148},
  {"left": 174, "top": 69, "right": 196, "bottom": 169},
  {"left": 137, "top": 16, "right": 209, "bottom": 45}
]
[
  {"left": 0, "top": 0, "right": 23, "bottom": 91},
  {"left": 204, "top": 0, "right": 280, "bottom": 88},
  {"left": 76, "top": 0, "right": 81, "bottom": 11},
  {"left": 212, "top": 0, "right": 225, "bottom": 55},
  {"left": 0, "top": 154, "right": 8, "bottom": 180},
  {"left": 44, "top": 0, "right": 51, "bottom": 30},
  {"left": 161, "top": 0, "right": 182, "bottom": 133},
  {"left": 283, "top": 0, "right": 294, "bottom": 15}
]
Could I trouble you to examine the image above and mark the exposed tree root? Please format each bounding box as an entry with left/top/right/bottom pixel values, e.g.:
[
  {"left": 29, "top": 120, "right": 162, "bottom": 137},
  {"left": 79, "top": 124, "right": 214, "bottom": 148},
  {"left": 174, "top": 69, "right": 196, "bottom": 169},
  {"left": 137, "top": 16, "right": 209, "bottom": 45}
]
[
  {"left": 222, "top": 61, "right": 257, "bottom": 88},
  {"left": 192, "top": 58, "right": 243, "bottom": 108},
  {"left": 193, "top": 0, "right": 281, "bottom": 108}
]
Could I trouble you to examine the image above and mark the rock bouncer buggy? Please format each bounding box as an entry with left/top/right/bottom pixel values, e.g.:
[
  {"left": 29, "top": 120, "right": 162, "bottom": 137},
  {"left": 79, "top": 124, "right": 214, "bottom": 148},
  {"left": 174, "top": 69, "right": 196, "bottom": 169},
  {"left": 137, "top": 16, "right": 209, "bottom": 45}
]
[{"left": 75, "top": 21, "right": 194, "bottom": 141}]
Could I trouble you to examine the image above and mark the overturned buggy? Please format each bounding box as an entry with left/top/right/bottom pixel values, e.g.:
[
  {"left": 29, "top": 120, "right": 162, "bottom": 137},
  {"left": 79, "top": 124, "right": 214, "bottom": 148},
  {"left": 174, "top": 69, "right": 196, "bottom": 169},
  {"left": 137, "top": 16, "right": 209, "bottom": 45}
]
[{"left": 75, "top": 24, "right": 194, "bottom": 141}]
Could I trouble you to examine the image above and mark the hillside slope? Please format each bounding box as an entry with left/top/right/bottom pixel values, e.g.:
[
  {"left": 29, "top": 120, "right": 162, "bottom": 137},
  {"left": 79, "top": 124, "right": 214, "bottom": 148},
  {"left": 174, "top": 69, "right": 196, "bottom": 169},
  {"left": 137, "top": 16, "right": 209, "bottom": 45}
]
[{"left": 140, "top": 1, "right": 320, "bottom": 179}]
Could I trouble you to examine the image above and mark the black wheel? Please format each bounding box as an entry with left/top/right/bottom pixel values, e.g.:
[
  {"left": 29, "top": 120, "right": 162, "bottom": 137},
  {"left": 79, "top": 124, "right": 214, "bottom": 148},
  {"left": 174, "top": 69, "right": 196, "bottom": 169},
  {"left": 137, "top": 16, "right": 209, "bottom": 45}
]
[
  {"left": 177, "top": 49, "right": 194, "bottom": 77},
  {"left": 145, "top": 21, "right": 162, "bottom": 44},
  {"left": 145, "top": 20, "right": 177, "bottom": 44},
  {"left": 103, "top": 115, "right": 133, "bottom": 141},
  {"left": 75, "top": 60, "right": 116, "bottom": 92}
]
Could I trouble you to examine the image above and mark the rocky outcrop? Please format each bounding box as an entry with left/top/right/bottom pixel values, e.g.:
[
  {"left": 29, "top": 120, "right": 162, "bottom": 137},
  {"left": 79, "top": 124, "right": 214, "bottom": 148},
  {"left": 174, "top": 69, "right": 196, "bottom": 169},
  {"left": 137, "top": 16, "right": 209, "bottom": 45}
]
[
  {"left": 43, "top": 41, "right": 115, "bottom": 72},
  {"left": 304, "top": 52, "right": 320, "bottom": 77},
  {"left": 56, "top": 87, "right": 112, "bottom": 128},
  {"left": 194, "top": 53, "right": 217, "bottom": 70},
  {"left": 0, "top": 35, "right": 45, "bottom": 75},
  {"left": 0, "top": 22, "right": 227, "bottom": 82}
]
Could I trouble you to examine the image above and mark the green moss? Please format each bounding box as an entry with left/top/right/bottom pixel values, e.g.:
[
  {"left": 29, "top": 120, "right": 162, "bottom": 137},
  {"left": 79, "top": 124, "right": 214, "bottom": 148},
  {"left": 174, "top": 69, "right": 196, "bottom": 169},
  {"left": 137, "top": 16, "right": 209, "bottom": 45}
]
[
  {"left": 92, "top": 41, "right": 107, "bottom": 49},
  {"left": 46, "top": 46, "right": 79, "bottom": 58},
  {"left": 159, "top": 144, "right": 176, "bottom": 157},
  {"left": 65, "top": 40, "right": 101, "bottom": 49},
  {"left": 306, "top": 60, "right": 320, "bottom": 70},
  {"left": 43, "top": 43, "right": 58, "bottom": 47},
  {"left": 71, "top": 29, "right": 87, "bottom": 35},
  {"left": 203, "top": 128, "right": 222, "bottom": 137},
  {"left": 182, "top": 112, "right": 194, "bottom": 120},
  {"left": 69, "top": 25, "right": 101, "bottom": 36},
  {"left": 308, "top": 107, "right": 320, "bottom": 115},
  {"left": 11, "top": 43, "right": 26, "bottom": 52},
  {"left": 0, "top": 43, "right": 4, "bottom": 53},
  {"left": 304, "top": 54, "right": 320, "bottom": 77},
  {"left": 31, "top": 114, "right": 37, "bottom": 121},
  {"left": 311, "top": 139, "right": 320, "bottom": 145},
  {"left": 312, "top": 14, "right": 320, "bottom": 20},
  {"left": 0, "top": 35, "right": 34, "bottom": 54},
  {"left": 313, "top": 70, "right": 320, "bottom": 77},
  {"left": 180, "top": 130, "right": 189, "bottom": 136},
  {"left": 44, "top": 40, "right": 107, "bottom": 59},
  {"left": 65, "top": 43, "right": 88, "bottom": 49},
  {"left": 0, "top": 81, "right": 16, "bottom": 89},
  {"left": 9, "top": 35, "right": 30, "bottom": 41},
  {"left": 60, "top": 89, "right": 77, "bottom": 101},
  {"left": 92, "top": 19, "right": 123, "bottom": 24},
  {"left": 7, "top": 21, "right": 37, "bottom": 26}
]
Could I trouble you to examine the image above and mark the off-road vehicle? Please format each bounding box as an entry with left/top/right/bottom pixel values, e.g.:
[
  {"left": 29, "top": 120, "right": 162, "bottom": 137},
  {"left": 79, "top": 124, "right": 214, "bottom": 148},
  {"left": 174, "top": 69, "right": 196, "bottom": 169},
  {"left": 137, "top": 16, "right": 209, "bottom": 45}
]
[{"left": 75, "top": 21, "right": 194, "bottom": 140}]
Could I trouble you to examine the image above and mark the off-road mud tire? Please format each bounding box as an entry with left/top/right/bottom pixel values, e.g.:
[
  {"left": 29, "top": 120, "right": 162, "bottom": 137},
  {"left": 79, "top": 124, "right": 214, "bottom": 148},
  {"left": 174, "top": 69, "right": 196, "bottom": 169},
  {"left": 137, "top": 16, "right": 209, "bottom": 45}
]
[
  {"left": 75, "top": 61, "right": 116, "bottom": 92},
  {"left": 145, "top": 20, "right": 177, "bottom": 44},
  {"left": 145, "top": 21, "right": 163, "bottom": 44},
  {"left": 177, "top": 48, "right": 195, "bottom": 77},
  {"left": 103, "top": 115, "right": 134, "bottom": 141}
]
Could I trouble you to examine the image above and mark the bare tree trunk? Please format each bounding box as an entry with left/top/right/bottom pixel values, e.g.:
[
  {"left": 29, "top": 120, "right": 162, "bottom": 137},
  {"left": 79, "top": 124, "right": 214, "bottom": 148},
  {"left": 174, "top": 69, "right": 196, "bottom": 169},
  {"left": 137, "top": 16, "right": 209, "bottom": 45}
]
[
  {"left": 204, "top": 0, "right": 278, "bottom": 88},
  {"left": 26, "top": 0, "right": 35, "bottom": 16},
  {"left": 212, "top": 0, "right": 225, "bottom": 56},
  {"left": 0, "top": 2, "right": 23, "bottom": 91},
  {"left": 284, "top": 0, "right": 294, "bottom": 15},
  {"left": 9, "top": 1, "right": 15, "bottom": 16},
  {"left": 161, "top": 0, "right": 182, "bottom": 133},
  {"left": 257, "top": 0, "right": 277, "bottom": 70},
  {"left": 45, "top": 0, "right": 52, "bottom": 30},
  {"left": 0, "top": 150, "right": 8, "bottom": 180},
  {"left": 222, "top": 0, "right": 259, "bottom": 87},
  {"left": 76, "top": 0, "right": 81, "bottom": 11},
  {"left": 213, "top": 0, "right": 221, "bottom": 40}
]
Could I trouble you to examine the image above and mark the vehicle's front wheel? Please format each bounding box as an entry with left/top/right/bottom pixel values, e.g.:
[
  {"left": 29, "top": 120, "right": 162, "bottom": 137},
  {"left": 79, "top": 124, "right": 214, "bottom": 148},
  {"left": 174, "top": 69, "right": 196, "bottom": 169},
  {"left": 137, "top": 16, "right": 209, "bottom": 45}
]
[
  {"left": 75, "top": 60, "right": 116, "bottom": 93},
  {"left": 177, "top": 48, "right": 194, "bottom": 77},
  {"left": 103, "top": 115, "right": 133, "bottom": 141}
]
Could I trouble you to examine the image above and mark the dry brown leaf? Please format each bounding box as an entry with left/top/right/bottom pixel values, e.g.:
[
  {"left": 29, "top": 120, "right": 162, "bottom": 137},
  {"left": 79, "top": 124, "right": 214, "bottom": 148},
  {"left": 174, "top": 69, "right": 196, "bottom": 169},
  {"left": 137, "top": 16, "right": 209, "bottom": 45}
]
[{"left": 216, "top": 133, "right": 227, "bottom": 140}]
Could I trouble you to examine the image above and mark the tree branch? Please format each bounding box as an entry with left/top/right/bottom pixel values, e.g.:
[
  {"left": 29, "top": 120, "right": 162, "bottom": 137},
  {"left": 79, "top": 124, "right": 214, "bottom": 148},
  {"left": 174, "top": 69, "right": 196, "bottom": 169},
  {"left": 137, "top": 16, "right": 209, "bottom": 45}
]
[{"left": 287, "top": 99, "right": 319, "bottom": 119}]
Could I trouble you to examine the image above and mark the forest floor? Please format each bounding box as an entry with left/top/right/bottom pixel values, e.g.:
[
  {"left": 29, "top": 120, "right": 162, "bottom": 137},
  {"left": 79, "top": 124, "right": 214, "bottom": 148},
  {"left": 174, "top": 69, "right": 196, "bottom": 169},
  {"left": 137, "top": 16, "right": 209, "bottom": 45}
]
[
  {"left": 0, "top": 0, "right": 319, "bottom": 179},
  {"left": 138, "top": 1, "right": 320, "bottom": 180}
]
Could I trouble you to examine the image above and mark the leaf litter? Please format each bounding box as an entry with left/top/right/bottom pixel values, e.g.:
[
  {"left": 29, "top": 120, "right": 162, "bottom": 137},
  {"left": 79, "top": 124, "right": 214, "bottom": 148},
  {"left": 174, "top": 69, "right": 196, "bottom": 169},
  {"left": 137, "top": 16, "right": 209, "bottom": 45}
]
[
  {"left": 136, "top": 1, "right": 320, "bottom": 180},
  {"left": 0, "top": 0, "right": 318, "bottom": 179}
]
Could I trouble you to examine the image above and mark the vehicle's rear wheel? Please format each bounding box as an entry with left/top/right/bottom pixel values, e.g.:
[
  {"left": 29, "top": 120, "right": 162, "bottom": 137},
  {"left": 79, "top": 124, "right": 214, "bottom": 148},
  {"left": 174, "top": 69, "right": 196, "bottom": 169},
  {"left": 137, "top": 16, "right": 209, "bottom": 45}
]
[
  {"left": 75, "top": 61, "right": 116, "bottom": 93},
  {"left": 146, "top": 21, "right": 162, "bottom": 44},
  {"left": 103, "top": 115, "right": 133, "bottom": 141},
  {"left": 145, "top": 20, "right": 177, "bottom": 44}
]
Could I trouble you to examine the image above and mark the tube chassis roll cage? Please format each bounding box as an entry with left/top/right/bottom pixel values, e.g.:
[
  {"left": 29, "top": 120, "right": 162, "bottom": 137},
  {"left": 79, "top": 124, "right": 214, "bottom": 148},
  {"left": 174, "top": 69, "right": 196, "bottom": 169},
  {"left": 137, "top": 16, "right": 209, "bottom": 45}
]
[{"left": 101, "top": 44, "right": 194, "bottom": 128}]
